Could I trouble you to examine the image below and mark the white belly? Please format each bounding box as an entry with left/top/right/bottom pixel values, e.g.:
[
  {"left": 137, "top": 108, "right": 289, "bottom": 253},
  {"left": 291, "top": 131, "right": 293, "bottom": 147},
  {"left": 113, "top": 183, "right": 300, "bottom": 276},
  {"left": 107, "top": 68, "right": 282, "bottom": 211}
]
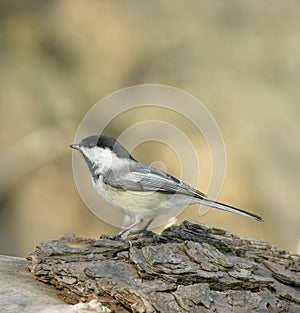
[{"left": 92, "top": 176, "right": 192, "bottom": 220}]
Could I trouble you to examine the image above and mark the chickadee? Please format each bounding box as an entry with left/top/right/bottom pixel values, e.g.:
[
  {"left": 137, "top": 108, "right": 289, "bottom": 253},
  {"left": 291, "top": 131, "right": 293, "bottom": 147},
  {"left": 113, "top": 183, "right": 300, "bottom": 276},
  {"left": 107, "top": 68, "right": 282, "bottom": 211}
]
[{"left": 70, "top": 135, "right": 262, "bottom": 238}]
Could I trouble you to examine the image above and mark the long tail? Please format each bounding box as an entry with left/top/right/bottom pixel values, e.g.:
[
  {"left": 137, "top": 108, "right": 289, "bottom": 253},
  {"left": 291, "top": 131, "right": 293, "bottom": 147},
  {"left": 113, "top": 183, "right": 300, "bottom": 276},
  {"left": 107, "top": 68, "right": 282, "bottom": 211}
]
[{"left": 198, "top": 198, "right": 263, "bottom": 221}]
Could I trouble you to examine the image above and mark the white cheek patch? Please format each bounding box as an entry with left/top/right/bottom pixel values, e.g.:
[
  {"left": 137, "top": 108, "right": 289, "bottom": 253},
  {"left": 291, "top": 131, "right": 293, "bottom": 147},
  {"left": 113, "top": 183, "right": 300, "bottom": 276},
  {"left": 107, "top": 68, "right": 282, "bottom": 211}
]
[
  {"left": 82, "top": 147, "right": 112, "bottom": 170},
  {"left": 81, "top": 146, "right": 128, "bottom": 173},
  {"left": 95, "top": 147, "right": 113, "bottom": 169}
]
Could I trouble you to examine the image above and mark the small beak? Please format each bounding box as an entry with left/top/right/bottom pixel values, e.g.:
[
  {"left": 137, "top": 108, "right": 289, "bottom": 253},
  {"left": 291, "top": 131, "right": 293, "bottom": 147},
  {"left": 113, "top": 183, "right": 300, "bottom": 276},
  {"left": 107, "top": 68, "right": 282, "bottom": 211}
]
[{"left": 70, "top": 144, "right": 80, "bottom": 150}]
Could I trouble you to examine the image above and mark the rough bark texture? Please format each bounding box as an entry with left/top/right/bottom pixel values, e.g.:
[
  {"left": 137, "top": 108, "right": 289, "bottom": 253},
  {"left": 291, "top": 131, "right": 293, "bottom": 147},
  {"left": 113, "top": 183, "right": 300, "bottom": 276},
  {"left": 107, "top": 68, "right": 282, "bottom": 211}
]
[{"left": 27, "top": 221, "right": 300, "bottom": 313}]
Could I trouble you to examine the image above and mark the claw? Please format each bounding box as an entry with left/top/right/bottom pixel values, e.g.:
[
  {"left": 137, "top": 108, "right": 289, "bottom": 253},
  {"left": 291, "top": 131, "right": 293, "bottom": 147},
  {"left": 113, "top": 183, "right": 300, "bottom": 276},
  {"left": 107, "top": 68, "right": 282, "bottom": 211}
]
[
  {"left": 100, "top": 233, "right": 122, "bottom": 240},
  {"left": 128, "top": 229, "right": 154, "bottom": 236}
]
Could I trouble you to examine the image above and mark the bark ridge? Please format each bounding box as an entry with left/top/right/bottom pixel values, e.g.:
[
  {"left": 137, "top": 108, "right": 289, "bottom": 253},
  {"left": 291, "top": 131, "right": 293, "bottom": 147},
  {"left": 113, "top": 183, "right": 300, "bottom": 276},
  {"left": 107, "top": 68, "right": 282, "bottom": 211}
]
[{"left": 27, "top": 221, "right": 300, "bottom": 312}]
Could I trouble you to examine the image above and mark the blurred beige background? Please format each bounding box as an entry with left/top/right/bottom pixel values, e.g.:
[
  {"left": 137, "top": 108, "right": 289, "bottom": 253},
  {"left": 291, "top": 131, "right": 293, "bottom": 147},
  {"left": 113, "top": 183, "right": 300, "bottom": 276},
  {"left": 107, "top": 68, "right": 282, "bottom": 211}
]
[{"left": 0, "top": 1, "right": 299, "bottom": 256}]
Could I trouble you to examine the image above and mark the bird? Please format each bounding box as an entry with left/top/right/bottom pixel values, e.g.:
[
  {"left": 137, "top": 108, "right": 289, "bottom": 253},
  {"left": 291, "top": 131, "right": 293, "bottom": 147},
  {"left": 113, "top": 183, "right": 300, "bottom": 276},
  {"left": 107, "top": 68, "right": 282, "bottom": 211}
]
[{"left": 70, "top": 135, "right": 263, "bottom": 238}]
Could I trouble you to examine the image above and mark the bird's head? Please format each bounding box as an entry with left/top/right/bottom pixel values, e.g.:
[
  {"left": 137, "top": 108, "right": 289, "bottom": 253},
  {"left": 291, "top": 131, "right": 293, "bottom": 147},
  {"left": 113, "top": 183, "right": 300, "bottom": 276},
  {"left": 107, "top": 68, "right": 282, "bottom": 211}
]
[{"left": 70, "top": 135, "right": 134, "bottom": 176}]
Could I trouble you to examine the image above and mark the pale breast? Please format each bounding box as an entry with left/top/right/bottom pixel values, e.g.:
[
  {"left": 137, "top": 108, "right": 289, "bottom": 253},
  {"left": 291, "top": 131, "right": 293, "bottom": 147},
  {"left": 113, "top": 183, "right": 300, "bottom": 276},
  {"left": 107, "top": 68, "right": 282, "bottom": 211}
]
[{"left": 92, "top": 176, "right": 192, "bottom": 218}]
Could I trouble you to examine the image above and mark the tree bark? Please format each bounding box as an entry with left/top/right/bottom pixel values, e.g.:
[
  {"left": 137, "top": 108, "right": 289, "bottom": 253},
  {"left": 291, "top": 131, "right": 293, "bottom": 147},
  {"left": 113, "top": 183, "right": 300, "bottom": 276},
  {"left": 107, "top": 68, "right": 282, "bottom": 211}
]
[{"left": 27, "top": 221, "right": 300, "bottom": 313}]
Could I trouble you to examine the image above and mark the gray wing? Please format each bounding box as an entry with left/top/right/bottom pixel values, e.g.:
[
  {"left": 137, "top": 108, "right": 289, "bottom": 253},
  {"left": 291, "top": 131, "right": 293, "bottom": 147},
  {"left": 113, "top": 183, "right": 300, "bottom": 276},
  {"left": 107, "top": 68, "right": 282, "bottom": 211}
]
[{"left": 102, "top": 161, "right": 207, "bottom": 199}]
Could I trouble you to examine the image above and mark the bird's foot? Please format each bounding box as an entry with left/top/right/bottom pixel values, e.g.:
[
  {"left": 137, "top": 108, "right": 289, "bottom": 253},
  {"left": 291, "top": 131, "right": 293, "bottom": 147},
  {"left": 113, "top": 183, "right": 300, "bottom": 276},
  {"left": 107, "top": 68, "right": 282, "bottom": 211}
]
[
  {"left": 128, "top": 229, "right": 165, "bottom": 243},
  {"left": 128, "top": 229, "right": 155, "bottom": 236},
  {"left": 100, "top": 233, "right": 125, "bottom": 241}
]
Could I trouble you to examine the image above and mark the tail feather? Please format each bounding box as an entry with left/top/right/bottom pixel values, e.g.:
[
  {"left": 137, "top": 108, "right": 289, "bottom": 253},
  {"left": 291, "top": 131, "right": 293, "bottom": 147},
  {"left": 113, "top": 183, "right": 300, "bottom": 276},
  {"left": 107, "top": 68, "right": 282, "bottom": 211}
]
[{"left": 198, "top": 199, "right": 263, "bottom": 222}]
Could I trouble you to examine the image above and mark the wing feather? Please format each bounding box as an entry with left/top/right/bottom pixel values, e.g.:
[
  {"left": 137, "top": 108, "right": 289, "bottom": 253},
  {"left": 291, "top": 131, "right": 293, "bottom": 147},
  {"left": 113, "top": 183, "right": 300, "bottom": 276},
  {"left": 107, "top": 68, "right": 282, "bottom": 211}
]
[{"left": 102, "top": 161, "right": 207, "bottom": 199}]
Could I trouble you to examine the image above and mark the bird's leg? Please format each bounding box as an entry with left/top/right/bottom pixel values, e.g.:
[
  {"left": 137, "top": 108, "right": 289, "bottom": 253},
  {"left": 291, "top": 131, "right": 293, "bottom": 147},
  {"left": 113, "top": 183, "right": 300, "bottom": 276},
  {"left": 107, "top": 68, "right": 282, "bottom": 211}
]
[
  {"left": 100, "top": 219, "right": 143, "bottom": 240},
  {"left": 139, "top": 218, "right": 155, "bottom": 232},
  {"left": 128, "top": 218, "right": 155, "bottom": 236},
  {"left": 128, "top": 217, "right": 164, "bottom": 243}
]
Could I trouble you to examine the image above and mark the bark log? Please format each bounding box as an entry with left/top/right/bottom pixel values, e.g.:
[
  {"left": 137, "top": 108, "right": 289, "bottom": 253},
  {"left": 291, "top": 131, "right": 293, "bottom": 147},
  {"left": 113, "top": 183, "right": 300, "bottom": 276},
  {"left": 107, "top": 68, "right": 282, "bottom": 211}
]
[{"left": 27, "top": 221, "right": 300, "bottom": 313}]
